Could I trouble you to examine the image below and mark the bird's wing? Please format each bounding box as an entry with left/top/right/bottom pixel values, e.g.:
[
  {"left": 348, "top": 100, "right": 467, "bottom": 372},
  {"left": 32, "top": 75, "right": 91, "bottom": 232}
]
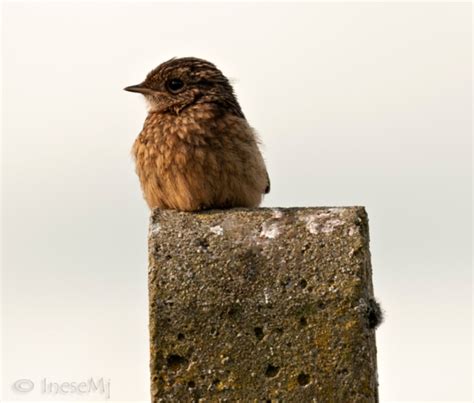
[{"left": 264, "top": 171, "right": 271, "bottom": 194}]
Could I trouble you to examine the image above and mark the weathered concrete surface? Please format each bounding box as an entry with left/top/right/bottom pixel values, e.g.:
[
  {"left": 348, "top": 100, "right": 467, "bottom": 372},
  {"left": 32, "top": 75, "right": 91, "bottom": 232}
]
[{"left": 148, "top": 207, "right": 379, "bottom": 402}]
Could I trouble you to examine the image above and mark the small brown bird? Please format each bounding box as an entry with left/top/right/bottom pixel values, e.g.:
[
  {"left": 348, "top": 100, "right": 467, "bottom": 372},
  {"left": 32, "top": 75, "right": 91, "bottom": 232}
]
[{"left": 125, "top": 57, "right": 270, "bottom": 211}]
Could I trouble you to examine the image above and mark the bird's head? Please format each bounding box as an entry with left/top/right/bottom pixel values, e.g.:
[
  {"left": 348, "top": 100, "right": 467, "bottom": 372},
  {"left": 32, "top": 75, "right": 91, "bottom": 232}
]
[{"left": 124, "top": 57, "right": 243, "bottom": 116}]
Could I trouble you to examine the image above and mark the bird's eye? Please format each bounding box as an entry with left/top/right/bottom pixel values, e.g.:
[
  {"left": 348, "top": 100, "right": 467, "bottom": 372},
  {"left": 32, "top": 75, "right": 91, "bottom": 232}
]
[{"left": 166, "top": 78, "right": 185, "bottom": 93}]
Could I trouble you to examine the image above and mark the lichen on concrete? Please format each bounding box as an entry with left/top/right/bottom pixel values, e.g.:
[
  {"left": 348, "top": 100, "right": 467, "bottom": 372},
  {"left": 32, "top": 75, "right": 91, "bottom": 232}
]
[{"left": 148, "top": 207, "right": 379, "bottom": 402}]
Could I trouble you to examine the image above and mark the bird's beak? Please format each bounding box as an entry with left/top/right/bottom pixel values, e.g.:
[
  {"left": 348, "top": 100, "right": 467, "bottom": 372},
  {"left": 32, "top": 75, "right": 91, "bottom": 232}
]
[{"left": 123, "top": 84, "right": 153, "bottom": 95}]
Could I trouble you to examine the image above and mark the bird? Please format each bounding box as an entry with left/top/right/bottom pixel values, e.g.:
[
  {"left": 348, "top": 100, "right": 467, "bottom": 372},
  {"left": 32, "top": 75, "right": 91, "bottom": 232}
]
[{"left": 125, "top": 57, "right": 270, "bottom": 212}]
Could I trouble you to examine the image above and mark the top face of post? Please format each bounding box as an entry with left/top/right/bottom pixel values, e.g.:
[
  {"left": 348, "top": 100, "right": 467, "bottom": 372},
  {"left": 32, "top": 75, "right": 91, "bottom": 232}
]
[
  {"left": 148, "top": 207, "right": 378, "bottom": 402},
  {"left": 149, "top": 206, "right": 369, "bottom": 243}
]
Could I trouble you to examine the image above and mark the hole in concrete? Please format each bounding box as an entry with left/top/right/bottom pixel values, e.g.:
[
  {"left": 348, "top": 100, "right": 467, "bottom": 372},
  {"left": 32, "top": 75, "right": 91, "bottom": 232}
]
[
  {"left": 299, "top": 279, "right": 307, "bottom": 289},
  {"left": 195, "top": 238, "right": 209, "bottom": 249},
  {"left": 337, "top": 368, "right": 349, "bottom": 375},
  {"left": 299, "top": 317, "right": 308, "bottom": 327},
  {"left": 297, "top": 372, "right": 310, "bottom": 386},
  {"left": 254, "top": 327, "right": 264, "bottom": 340},
  {"left": 187, "top": 380, "right": 196, "bottom": 388},
  {"left": 280, "top": 277, "right": 291, "bottom": 289},
  {"left": 166, "top": 354, "right": 187, "bottom": 371},
  {"left": 265, "top": 364, "right": 280, "bottom": 378},
  {"left": 177, "top": 333, "right": 185, "bottom": 341}
]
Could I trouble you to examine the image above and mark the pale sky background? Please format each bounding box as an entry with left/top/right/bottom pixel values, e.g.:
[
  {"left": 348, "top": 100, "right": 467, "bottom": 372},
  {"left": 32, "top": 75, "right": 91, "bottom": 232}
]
[{"left": 1, "top": 1, "right": 472, "bottom": 402}]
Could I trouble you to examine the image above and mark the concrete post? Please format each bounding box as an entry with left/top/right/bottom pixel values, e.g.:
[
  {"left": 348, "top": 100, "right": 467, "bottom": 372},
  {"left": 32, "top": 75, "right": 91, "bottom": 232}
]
[{"left": 148, "top": 207, "right": 379, "bottom": 402}]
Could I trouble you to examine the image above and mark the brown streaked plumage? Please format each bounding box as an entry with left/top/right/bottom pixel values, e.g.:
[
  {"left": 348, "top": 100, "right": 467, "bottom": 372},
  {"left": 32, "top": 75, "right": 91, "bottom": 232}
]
[{"left": 125, "top": 57, "right": 270, "bottom": 212}]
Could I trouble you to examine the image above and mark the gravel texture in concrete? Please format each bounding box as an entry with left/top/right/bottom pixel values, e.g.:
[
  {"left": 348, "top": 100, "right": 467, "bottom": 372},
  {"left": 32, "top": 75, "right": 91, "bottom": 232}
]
[{"left": 148, "top": 207, "right": 379, "bottom": 402}]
